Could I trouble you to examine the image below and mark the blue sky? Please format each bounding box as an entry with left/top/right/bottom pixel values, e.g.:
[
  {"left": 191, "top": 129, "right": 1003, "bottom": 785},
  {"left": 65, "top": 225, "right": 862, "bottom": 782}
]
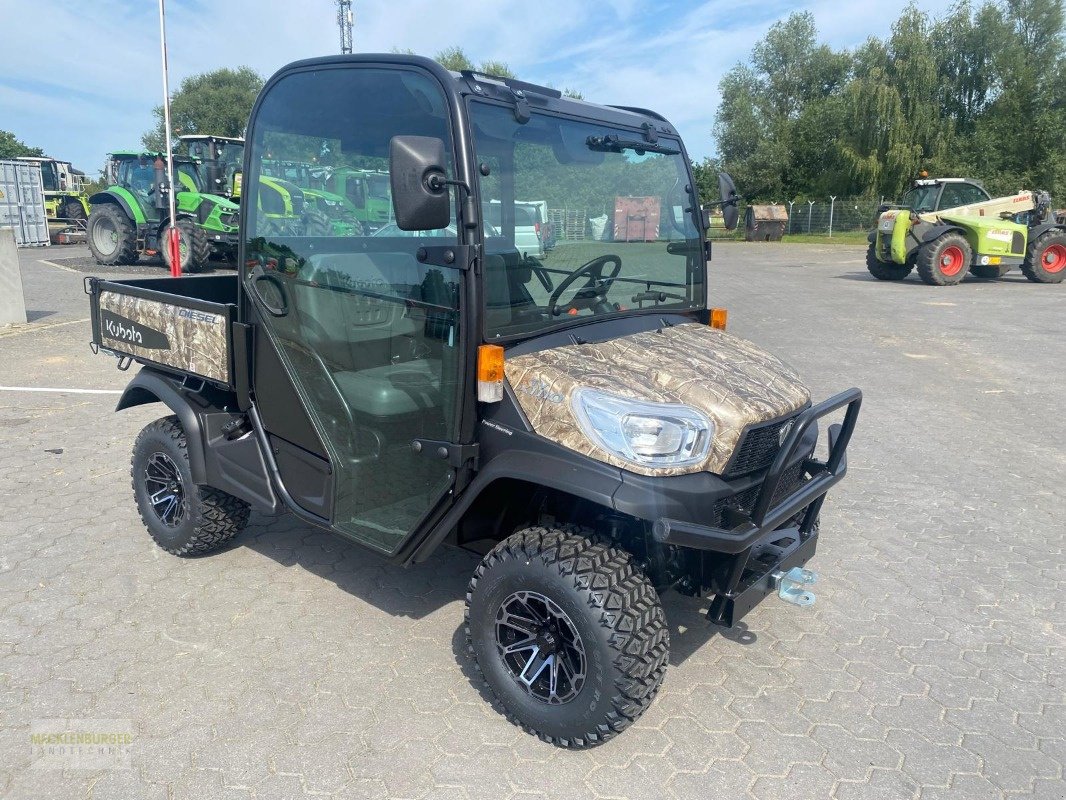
[{"left": 0, "top": 0, "right": 955, "bottom": 177}]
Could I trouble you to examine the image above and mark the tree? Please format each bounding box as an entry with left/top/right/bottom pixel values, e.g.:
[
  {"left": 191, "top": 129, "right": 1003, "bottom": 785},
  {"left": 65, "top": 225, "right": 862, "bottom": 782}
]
[
  {"left": 142, "top": 67, "right": 264, "bottom": 151},
  {"left": 433, "top": 47, "right": 515, "bottom": 78},
  {"left": 0, "top": 129, "right": 44, "bottom": 159}
]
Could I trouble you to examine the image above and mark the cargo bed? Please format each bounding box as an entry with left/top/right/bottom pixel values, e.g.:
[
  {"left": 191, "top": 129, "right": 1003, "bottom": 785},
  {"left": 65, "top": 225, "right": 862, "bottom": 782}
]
[{"left": 86, "top": 274, "right": 239, "bottom": 387}]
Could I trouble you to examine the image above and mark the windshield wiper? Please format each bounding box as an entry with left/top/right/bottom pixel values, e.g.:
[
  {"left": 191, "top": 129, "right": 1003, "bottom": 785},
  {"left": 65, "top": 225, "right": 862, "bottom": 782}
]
[{"left": 586, "top": 134, "right": 679, "bottom": 156}]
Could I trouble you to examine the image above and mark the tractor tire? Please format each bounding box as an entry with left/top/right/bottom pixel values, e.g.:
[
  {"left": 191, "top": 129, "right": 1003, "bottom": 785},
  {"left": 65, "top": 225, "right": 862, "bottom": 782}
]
[
  {"left": 162, "top": 218, "right": 211, "bottom": 274},
  {"left": 87, "top": 204, "right": 139, "bottom": 265},
  {"left": 866, "top": 245, "right": 913, "bottom": 281},
  {"left": 132, "top": 416, "right": 250, "bottom": 556},
  {"left": 969, "top": 263, "right": 1010, "bottom": 280},
  {"left": 1021, "top": 230, "right": 1066, "bottom": 284},
  {"left": 63, "top": 199, "right": 87, "bottom": 222},
  {"left": 917, "top": 233, "right": 971, "bottom": 286},
  {"left": 465, "top": 526, "right": 669, "bottom": 748}
]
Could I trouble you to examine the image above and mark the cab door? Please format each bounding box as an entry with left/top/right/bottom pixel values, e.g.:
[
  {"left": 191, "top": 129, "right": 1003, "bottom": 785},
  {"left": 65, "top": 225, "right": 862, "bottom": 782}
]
[{"left": 240, "top": 63, "right": 465, "bottom": 555}]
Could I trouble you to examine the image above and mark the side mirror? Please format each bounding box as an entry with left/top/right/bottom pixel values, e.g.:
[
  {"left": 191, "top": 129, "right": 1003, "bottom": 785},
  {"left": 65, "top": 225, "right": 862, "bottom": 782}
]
[
  {"left": 718, "top": 172, "right": 740, "bottom": 231},
  {"left": 389, "top": 135, "right": 450, "bottom": 231}
]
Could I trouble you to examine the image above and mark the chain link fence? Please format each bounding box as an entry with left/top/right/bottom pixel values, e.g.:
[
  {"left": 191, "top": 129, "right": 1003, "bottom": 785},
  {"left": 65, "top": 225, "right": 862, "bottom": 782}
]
[{"left": 708, "top": 197, "right": 887, "bottom": 240}]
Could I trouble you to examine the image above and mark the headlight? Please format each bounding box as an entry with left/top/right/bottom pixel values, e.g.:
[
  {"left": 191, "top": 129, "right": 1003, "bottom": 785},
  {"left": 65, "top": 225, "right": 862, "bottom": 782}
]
[{"left": 571, "top": 389, "right": 713, "bottom": 468}]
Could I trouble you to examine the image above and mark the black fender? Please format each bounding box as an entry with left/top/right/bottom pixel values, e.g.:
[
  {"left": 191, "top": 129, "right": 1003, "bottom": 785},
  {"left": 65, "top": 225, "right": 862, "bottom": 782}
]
[
  {"left": 920, "top": 223, "right": 965, "bottom": 244},
  {"left": 1027, "top": 222, "right": 1065, "bottom": 243},
  {"left": 401, "top": 446, "right": 625, "bottom": 565},
  {"left": 117, "top": 369, "right": 279, "bottom": 512},
  {"left": 117, "top": 370, "right": 210, "bottom": 482},
  {"left": 867, "top": 231, "right": 876, "bottom": 244}
]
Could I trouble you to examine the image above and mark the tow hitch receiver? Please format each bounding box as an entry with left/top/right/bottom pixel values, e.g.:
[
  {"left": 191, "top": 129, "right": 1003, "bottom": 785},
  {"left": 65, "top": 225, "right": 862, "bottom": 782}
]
[{"left": 773, "top": 566, "right": 817, "bottom": 607}]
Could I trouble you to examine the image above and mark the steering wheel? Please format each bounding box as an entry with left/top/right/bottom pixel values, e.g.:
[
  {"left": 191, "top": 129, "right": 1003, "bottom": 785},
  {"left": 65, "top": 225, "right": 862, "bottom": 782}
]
[
  {"left": 522, "top": 254, "right": 556, "bottom": 293},
  {"left": 547, "top": 255, "right": 622, "bottom": 317}
]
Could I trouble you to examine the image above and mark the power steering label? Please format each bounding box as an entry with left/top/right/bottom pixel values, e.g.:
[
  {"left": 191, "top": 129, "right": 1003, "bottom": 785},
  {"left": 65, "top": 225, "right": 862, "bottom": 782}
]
[{"left": 97, "top": 290, "right": 229, "bottom": 384}]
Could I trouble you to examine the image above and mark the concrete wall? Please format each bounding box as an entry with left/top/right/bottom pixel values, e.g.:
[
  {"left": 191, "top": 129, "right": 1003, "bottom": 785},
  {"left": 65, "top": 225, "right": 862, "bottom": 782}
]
[{"left": 0, "top": 228, "right": 28, "bottom": 326}]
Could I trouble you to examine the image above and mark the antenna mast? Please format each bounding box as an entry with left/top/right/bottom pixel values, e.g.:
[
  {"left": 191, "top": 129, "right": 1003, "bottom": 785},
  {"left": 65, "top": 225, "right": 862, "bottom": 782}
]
[{"left": 336, "top": 0, "right": 353, "bottom": 54}]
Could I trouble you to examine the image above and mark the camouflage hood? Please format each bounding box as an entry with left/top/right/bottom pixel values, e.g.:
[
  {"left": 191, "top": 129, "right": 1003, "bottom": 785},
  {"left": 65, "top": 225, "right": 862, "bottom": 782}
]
[{"left": 505, "top": 322, "right": 810, "bottom": 476}]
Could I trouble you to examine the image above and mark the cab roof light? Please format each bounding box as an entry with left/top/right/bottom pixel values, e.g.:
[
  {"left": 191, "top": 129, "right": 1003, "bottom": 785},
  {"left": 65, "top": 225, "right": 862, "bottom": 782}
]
[{"left": 710, "top": 308, "right": 728, "bottom": 330}]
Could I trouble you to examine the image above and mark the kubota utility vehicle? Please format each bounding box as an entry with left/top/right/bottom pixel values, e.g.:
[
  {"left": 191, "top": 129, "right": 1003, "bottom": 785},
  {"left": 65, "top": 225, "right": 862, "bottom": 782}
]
[
  {"left": 86, "top": 151, "right": 240, "bottom": 273},
  {"left": 86, "top": 55, "right": 861, "bottom": 747},
  {"left": 867, "top": 176, "right": 1066, "bottom": 285}
]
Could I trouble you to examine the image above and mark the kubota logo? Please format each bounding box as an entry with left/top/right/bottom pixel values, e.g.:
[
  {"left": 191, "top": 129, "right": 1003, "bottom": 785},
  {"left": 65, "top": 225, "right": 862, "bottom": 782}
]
[
  {"left": 100, "top": 310, "right": 170, "bottom": 350},
  {"left": 519, "top": 378, "right": 563, "bottom": 403}
]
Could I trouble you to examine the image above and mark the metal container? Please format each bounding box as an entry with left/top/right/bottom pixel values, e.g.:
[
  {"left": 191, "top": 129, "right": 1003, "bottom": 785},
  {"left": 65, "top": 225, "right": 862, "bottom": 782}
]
[
  {"left": 745, "top": 204, "right": 788, "bottom": 242},
  {"left": 0, "top": 159, "right": 50, "bottom": 247}
]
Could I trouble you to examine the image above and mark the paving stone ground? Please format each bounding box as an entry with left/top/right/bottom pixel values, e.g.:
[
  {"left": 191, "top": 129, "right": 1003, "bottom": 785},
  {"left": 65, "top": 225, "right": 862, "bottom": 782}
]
[{"left": 1, "top": 244, "right": 1063, "bottom": 799}]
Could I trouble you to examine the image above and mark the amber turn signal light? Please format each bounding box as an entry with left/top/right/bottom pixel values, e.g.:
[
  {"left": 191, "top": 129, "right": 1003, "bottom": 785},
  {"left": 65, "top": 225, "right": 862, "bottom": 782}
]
[
  {"left": 710, "top": 308, "right": 728, "bottom": 330},
  {"left": 477, "top": 344, "right": 505, "bottom": 403}
]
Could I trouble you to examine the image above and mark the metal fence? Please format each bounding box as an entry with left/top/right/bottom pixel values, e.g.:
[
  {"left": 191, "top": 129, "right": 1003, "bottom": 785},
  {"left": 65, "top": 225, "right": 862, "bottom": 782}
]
[{"left": 709, "top": 197, "right": 886, "bottom": 240}]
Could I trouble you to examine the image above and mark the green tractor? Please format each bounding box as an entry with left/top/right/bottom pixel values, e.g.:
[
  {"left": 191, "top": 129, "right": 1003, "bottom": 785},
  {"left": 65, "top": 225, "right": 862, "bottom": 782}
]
[
  {"left": 86, "top": 151, "right": 239, "bottom": 273},
  {"left": 16, "top": 156, "right": 91, "bottom": 222},
  {"left": 328, "top": 167, "right": 392, "bottom": 231},
  {"left": 867, "top": 177, "right": 1066, "bottom": 285},
  {"left": 180, "top": 135, "right": 245, "bottom": 200},
  {"left": 258, "top": 166, "right": 366, "bottom": 236}
]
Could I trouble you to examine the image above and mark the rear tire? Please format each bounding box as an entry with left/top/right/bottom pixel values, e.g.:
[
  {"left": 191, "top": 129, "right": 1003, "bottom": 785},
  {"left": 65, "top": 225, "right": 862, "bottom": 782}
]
[
  {"left": 1021, "top": 230, "right": 1066, "bottom": 284},
  {"left": 866, "top": 244, "right": 913, "bottom": 281},
  {"left": 162, "top": 218, "right": 211, "bottom": 274},
  {"left": 63, "top": 199, "right": 87, "bottom": 222},
  {"left": 87, "top": 204, "right": 139, "bottom": 265},
  {"left": 917, "top": 233, "right": 971, "bottom": 286},
  {"left": 969, "top": 263, "right": 1010, "bottom": 280},
  {"left": 132, "top": 416, "right": 250, "bottom": 556},
  {"left": 465, "top": 526, "right": 669, "bottom": 748}
]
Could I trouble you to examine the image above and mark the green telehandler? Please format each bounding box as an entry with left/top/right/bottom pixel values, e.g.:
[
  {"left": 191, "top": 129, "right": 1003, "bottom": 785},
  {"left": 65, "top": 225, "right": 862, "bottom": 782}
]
[
  {"left": 867, "top": 177, "right": 1066, "bottom": 285},
  {"left": 86, "top": 151, "right": 240, "bottom": 273},
  {"left": 16, "top": 155, "right": 91, "bottom": 222}
]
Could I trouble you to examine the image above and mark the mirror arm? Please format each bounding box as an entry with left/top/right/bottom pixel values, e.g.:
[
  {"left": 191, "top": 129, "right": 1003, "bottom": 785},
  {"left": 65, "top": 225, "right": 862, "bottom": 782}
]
[{"left": 426, "top": 174, "right": 480, "bottom": 230}]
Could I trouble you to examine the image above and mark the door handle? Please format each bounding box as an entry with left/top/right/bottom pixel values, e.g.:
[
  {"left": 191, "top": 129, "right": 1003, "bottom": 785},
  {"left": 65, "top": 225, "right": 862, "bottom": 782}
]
[{"left": 253, "top": 274, "right": 289, "bottom": 317}]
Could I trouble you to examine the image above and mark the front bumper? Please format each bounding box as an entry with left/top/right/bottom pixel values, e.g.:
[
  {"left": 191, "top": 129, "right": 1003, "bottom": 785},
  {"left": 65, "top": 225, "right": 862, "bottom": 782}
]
[{"left": 653, "top": 388, "right": 862, "bottom": 626}]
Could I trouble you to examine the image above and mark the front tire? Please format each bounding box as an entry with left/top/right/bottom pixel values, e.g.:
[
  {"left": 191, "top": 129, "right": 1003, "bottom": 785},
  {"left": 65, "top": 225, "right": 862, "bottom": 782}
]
[
  {"left": 87, "top": 204, "right": 139, "bottom": 265},
  {"left": 917, "top": 233, "right": 971, "bottom": 286},
  {"left": 132, "top": 416, "right": 250, "bottom": 556},
  {"left": 866, "top": 244, "right": 913, "bottom": 281},
  {"left": 162, "top": 218, "right": 211, "bottom": 274},
  {"left": 1021, "top": 230, "right": 1066, "bottom": 284},
  {"left": 63, "top": 199, "right": 87, "bottom": 222},
  {"left": 465, "top": 527, "right": 669, "bottom": 748}
]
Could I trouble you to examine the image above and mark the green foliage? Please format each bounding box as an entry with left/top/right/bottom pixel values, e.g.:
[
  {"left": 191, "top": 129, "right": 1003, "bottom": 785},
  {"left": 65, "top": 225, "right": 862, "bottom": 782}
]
[
  {"left": 713, "top": 0, "right": 1066, "bottom": 202},
  {"left": 0, "top": 129, "right": 44, "bottom": 159},
  {"left": 433, "top": 47, "right": 515, "bottom": 78},
  {"left": 142, "top": 67, "right": 264, "bottom": 151}
]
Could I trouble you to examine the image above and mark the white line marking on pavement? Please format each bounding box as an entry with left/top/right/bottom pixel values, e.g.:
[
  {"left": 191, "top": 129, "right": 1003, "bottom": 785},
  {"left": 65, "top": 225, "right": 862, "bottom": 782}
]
[
  {"left": 0, "top": 318, "right": 90, "bottom": 337},
  {"left": 0, "top": 386, "right": 122, "bottom": 395},
  {"left": 38, "top": 259, "right": 82, "bottom": 273}
]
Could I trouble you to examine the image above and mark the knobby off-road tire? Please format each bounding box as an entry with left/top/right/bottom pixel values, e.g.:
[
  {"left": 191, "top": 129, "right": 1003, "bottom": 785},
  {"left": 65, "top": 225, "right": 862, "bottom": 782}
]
[
  {"left": 162, "top": 218, "right": 212, "bottom": 274},
  {"left": 63, "top": 199, "right": 87, "bottom": 222},
  {"left": 917, "top": 233, "right": 971, "bottom": 286},
  {"left": 465, "top": 526, "right": 669, "bottom": 748},
  {"left": 969, "top": 263, "right": 1010, "bottom": 279},
  {"left": 132, "top": 416, "right": 250, "bottom": 556},
  {"left": 1021, "top": 230, "right": 1066, "bottom": 284},
  {"left": 87, "top": 204, "right": 138, "bottom": 266},
  {"left": 865, "top": 244, "right": 913, "bottom": 281}
]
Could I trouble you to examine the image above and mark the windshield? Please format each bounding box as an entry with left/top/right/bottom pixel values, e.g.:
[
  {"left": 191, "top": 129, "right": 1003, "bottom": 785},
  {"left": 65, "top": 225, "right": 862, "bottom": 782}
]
[
  {"left": 901, "top": 185, "right": 939, "bottom": 212},
  {"left": 470, "top": 103, "right": 702, "bottom": 340}
]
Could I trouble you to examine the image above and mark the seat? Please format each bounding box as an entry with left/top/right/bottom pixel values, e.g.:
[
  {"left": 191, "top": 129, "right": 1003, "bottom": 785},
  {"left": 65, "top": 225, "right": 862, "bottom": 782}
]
[{"left": 333, "top": 359, "right": 441, "bottom": 417}]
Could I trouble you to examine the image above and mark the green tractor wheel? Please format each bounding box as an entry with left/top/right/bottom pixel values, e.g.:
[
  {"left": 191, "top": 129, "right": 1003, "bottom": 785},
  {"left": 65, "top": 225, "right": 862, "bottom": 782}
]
[
  {"left": 161, "top": 218, "right": 212, "bottom": 274},
  {"left": 917, "top": 233, "right": 971, "bottom": 286},
  {"left": 1021, "top": 230, "right": 1066, "bottom": 284},
  {"left": 87, "top": 204, "right": 139, "bottom": 266},
  {"left": 865, "top": 245, "right": 913, "bottom": 281}
]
